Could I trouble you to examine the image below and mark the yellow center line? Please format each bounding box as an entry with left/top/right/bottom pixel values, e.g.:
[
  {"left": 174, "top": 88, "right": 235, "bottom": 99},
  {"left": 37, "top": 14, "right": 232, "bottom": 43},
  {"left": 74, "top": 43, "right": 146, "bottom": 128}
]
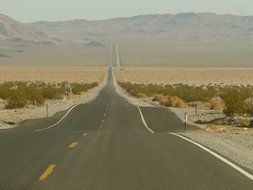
[
  {"left": 39, "top": 164, "right": 56, "bottom": 181},
  {"left": 104, "top": 113, "right": 106, "bottom": 117},
  {"left": 102, "top": 120, "right": 104, "bottom": 123},
  {"left": 82, "top": 133, "right": 88, "bottom": 136},
  {"left": 68, "top": 141, "right": 78, "bottom": 148}
]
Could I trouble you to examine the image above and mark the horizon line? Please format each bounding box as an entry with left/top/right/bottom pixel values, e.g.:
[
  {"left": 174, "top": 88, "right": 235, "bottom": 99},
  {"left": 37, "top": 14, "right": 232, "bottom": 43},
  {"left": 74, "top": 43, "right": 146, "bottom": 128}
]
[{"left": 1, "top": 11, "right": 253, "bottom": 24}]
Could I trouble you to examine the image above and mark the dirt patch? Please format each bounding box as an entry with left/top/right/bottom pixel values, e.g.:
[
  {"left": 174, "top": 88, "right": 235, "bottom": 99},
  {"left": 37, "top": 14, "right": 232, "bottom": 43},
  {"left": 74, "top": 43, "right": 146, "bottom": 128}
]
[{"left": 0, "top": 66, "right": 106, "bottom": 83}]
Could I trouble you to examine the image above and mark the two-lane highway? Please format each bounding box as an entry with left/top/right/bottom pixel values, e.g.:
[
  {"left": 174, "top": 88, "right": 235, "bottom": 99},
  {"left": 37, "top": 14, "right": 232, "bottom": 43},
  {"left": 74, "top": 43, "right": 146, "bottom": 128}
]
[{"left": 0, "top": 44, "right": 252, "bottom": 189}]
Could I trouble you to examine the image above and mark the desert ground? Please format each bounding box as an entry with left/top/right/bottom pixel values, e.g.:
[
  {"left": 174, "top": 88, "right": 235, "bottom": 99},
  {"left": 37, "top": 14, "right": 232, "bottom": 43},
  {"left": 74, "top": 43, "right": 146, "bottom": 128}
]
[
  {"left": 0, "top": 40, "right": 107, "bottom": 66},
  {"left": 0, "top": 66, "right": 107, "bottom": 129},
  {"left": 117, "top": 36, "right": 253, "bottom": 67},
  {"left": 0, "top": 66, "right": 106, "bottom": 83},
  {"left": 115, "top": 67, "right": 253, "bottom": 86}
]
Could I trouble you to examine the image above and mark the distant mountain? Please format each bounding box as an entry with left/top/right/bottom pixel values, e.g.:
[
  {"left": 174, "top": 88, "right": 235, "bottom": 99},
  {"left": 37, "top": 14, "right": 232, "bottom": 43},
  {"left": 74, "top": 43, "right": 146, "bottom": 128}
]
[
  {"left": 27, "top": 12, "right": 253, "bottom": 40},
  {"left": 0, "top": 14, "right": 55, "bottom": 43},
  {"left": 2, "top": 12, "right": 253, "bottom": 43},
  {"left": 0, "top": 53, "right": 10, "bottom": 58},
  {"left": 86, "top": 41, "right": 105, "bottom": 47}
]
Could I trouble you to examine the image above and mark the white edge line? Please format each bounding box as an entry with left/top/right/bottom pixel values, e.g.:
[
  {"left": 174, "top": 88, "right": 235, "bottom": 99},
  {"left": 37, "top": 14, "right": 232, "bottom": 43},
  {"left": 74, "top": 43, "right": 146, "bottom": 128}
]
[
  {"left": 35, "top": 84, "right": 105, "bottom": 132},
  {"left": 137, "top": 107, "right": 154, "bottom": 133},
  {"left": 0, "top": 129, "right": 14, "bottom": 133},
  {"left": 35, "top": 104, "right": 78, "bottom": 132},
  {"left": 114, "top": 79, "right": 154, "bottom": 133},
  {"left": 113, "top": 71, "right": 154, "bottom": 134},
  {"left": 169, "top": 132, "right": 253, "bottom": 181},
  {"left": 111, "top": 43, "right": 153, "bottom": 134}
]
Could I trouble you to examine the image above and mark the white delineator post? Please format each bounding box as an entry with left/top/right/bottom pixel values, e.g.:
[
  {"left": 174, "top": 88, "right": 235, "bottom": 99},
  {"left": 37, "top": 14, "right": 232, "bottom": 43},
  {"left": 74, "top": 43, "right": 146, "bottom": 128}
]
[
  {"left": 184, "top": 112, "right": 188, "bottom": 131},
  {"left": 45, "top": 103, "right": 49, "bottom": 118},
  {"left": 34, "top": 101, "right": 37, "bottom": 118}
]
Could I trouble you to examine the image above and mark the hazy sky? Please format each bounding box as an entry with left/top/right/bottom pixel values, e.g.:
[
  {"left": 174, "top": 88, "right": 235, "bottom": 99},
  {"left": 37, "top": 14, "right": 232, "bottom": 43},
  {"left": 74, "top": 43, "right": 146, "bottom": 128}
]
[{"left": 1, "top": 0, "right": 252, "bottom": 22}]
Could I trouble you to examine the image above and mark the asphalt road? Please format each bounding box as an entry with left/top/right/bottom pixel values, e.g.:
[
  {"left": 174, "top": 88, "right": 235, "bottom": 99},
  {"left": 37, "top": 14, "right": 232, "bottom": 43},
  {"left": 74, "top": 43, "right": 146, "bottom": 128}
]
[{"left": 0, "top": 45, "right": 252, "bottom": 190}]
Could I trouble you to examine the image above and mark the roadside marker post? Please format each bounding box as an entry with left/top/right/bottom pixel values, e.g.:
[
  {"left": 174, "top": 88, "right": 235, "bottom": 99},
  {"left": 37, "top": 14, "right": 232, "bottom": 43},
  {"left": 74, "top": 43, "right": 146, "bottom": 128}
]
[
  {"left": 251, "top": 97, "right": 253, "bottom": 117},
  {"left": 45, "top": 103, "right": 49, "bottom": 118},
  {"left": 34, "top": 101, "right": 37, "bottom": 118},
  {"left": 184, "top": 112, "right": 188, "bottom": 131}
]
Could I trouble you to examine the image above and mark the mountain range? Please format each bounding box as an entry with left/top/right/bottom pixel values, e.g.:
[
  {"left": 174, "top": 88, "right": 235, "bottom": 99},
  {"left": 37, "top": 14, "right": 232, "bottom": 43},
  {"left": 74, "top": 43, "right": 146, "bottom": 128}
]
[
  {"left": 1, "top": 12, "right": 253, "bottom": 43},
  {"left": 0, "top": 14, "right": 54, "bottom": 43}
]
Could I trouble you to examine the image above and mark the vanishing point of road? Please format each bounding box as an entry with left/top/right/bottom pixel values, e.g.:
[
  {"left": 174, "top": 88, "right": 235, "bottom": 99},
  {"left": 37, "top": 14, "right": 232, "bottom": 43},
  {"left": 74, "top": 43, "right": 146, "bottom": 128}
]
[{"left": 0, "top": 45, "right": 252, "bottom": 190}]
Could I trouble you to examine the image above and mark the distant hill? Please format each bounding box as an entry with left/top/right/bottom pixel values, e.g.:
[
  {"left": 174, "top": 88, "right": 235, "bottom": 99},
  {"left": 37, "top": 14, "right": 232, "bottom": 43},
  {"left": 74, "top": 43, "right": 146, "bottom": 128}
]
[
  {"left": 2, "top": 12, "right": 253, "bottom": 43},
  {"left": 27, "top": 12, "right": 253, "bottom": 40},
  {"left": 86, "top": 41, "right": 105, "bottom": 47},
  {"left": 0, "top": 53, "right": 10, "bottom": 58},
  {"left": 0, "top": 14, "right": 55, "bottom": 43}
]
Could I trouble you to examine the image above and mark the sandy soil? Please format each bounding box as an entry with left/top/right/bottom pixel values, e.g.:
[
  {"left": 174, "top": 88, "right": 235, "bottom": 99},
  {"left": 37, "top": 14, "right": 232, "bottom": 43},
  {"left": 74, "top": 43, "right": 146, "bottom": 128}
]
[
  {"left": 0, "top": 41, "right": 107, "bottom": 66},
  {"left": 0, "top": 66, "right": 107, "bottom": 129},
  {"left": 0, "top": 66, "right": 106, "bottom": 83},
  {"left": 115, "top": 67, "right": 253, "bottom": 86},
  {"left": 117, "top": 37, "right": 253, "bottom": 67}
]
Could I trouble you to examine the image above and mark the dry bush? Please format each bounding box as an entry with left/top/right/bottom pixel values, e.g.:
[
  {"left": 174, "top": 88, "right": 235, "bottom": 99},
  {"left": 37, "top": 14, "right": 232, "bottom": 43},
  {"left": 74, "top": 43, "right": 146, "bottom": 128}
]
[
  {"left": 71, "top": 82, "right": 98, "bottom": 95},
  {"left": 221, "top": 88, "right": 248, "bottom": 116},
  {"left": 209, "top": 97, "right": 226, "bottom": 111},
  {"left": 152, "top": 95, "right": 169, "bottom": 106},
  {"left": 153, "top": 95, "right": 165, "bottom": 102},
  {"left": 159, "top": 98, "right": 170, "bottom": 107},
  {"left": 152, "top": 94, "right": 168, "bottom": 102},
  {"left": 214, "top": 119, "right": 225, "bottom": 125},
  {"left": 205, "top": 124, "right": 223, "bottom": 133},
  {"left": 0, "top": 98, "right": 7, "bottom": 110},
  {"left": 167, "top": 96, "right": 188, "bottom": 108},
  {"left": 0, "top": 81, "right": 98, "bottom": 109},
  {"left": 136, "top": 93, "right": 147, "bottom": 98},
  {"left": 238, "top": 118, "right": 250, "bottom": 128},
  {"left": 153, "top": 95, "right": 188, "bottom": 108},
  {"left": 244, "top": 98, "right": 253, "bottom": 116},
  {"left": 119, "top": 82, "right": 253, "bottom": 116},
  {"left": 188, "top": 101, "right": 206, "bottom": 108}
]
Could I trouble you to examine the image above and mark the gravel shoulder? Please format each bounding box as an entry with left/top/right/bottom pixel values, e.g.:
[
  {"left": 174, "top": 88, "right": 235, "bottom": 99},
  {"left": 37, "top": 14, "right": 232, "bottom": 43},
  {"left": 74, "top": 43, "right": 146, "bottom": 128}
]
[
  {"left": 182, "top": 130, "right": 253, "bottom": 172},
  {"left": 113, "top": 74, "right": 253, "bottom": 172}
]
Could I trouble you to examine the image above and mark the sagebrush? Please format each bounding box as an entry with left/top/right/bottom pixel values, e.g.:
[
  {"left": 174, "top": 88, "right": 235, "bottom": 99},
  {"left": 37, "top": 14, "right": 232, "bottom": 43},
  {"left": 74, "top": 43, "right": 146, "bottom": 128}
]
[{"left": 0, "top": 81, "right": 98, "bottom": 109}]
